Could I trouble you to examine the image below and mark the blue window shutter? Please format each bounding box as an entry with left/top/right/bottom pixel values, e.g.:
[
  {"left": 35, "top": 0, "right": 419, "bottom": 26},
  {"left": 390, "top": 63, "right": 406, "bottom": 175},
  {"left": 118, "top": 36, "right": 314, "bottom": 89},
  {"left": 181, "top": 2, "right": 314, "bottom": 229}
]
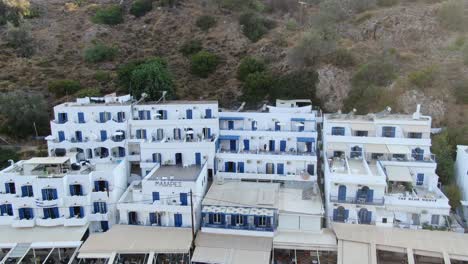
[
  {"left": 78, "top": 112, "right": 85, "bottom": 123},
  {"left": 367, "top": 211, "right": 372, "bottom": 223},
  {"left": 366, "top": 190, "right": 374, "bottom": 203},
  {"left": 224, "top": 162, "right": 229, "bottom": 172},
  {"left": 338, "top": 186, "right": 346, "bottom": 201},
  {"left": 94, "top": 181, "right": 99, "bottom": 192},
  {"left": 251, "top": 121, "right": 256, "bottom": 131},
  {"left": 104, "top": 181, "right": 109, "bottom": 191},
  {"left": 20, "top": 186, "right": 26, "bottom": 197},
  {"left": 231, "top": 215, "right": 236, "bottom": 226},
  {"left": 100, "top": 130, "right": 107, "bottom": 141},
  {"left": 266, "top": 217, "right": 271, "bottom": 227},
  {"left": 138, "top": 111, "right": 144, "bottom": 120},
  {"left": 142, "top": 129, "right": 147, "bottom": 139},
  {"left": 344, "top": 210, "right": 349, "bottom": 220},
  {"left": 80, "top": 207, "right": 84, "bottom": 217},
  {"left": 41, "top": 189, "right": 47, "bottom": 200},
  {"left": 207, "top": 128, "right": 211, "bottom": 138},
  {"left": 69, "top": 185, "right": 75, "bottom": 196},
  {"left": 205, "top": 109, "right": 212, "bottom": 118},
  {"left": 209, "top": 213, "right": 214, "bottom": 224},
  {"left": 43, "top": 208, "right": 50, "bottom": 219},
  {"left": 93, "top": 202, "right": 98, "bottom": 213},
  {"left": 333, "top": 209, "right": 338, "bottom": 221},
  {"left": 275, "top": 122, "right": 280, "bottom": 131},
  {"left": 180, "top": 193, "right": 188, "bottom": 206},
  {"left": 243, "top": 139, "right": 249, "bottom": 151},
  {"left": 221, "top": 214, "right": 225, "bottom": 225},
  {"left": 146, "top": 111, "right": 151, "bottom": 120},
  {"left": 99, "top": 112, "right": 105, "bottom": 123},
  {"left": 238, "top": 162, "right": 244, "bottom": 173},
  {"left": 186, "top": 109, "right": 192, "bottom": 119},
  {"left": 269, "top": 140, "right": 275, "bottom": 151},
  {"left": 19, "top": 208, "right": 24, "bottom": 220},
  {"left": 4, "top": 183, "right": 9, "bottom": 194},
  {"left": 195, "top": 153, "right": 201, "bottom": 165},
  {"left": 150, "top": 213, "right": 156, "bottom": 224},
  {"left": 299, "top": 124, "right": 304, "bottom": 132},
  {"left": 243, "top": 215, "right": 248, "bottom": 226},
  {"left": 277, "top": 163, "right": 284, "bottom": 175},
  {"left": 230, "top": 140, "right": 236, "bottom": 151},
  {"left": 152, "top": 192, "right": 160, "bottom": 201},
  {"left": 280, "top": 140, "right": 286, "bottom": 152},
  {"left": 254, "top": 216, "right": 259, "bottom": 226},
  {"left": 53, "top": 207, "right": 59, "bottom": 218},
  {"left": 53, "top": 189, "right": 58, "bottom": 199},
  {"left": 69, "top": 207, "right": 74, "bottom": 217},
  {"left": 58, "top": 131, "right": 65, "bottom": 142},
  {"left": 103, "top": 203, "right": 107, "bottom": 213}
]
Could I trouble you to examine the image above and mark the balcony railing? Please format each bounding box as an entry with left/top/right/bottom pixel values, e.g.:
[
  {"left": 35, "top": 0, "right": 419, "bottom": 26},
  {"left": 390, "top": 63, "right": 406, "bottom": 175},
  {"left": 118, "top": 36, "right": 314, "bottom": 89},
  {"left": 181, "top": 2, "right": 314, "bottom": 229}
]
[
  {"left": 202, "top": 222, "right": 274, "bottom": 232},
  {"left": 330, "top": 195, "right": 384, "bottom": 206},
  {"left": 12, "top": 218, "right": 35, "bottom": 228},
  {"left": 218, "top": 148, "right": 316, "bottom": 156}
]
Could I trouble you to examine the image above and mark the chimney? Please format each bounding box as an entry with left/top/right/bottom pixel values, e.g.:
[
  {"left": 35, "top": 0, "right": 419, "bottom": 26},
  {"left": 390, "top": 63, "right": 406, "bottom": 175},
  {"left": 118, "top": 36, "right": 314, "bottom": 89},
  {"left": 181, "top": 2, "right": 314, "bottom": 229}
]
[{"left": 413, "top": 104, "right": 421, "bottom": 120}]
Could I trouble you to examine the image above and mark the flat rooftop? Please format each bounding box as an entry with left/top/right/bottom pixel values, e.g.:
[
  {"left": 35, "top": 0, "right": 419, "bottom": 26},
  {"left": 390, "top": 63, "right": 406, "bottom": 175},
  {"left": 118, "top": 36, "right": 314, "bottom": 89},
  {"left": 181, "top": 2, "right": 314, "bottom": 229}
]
[
  {"left": 278, "top": 187, "right": 323, "bottom": 215},
  {"left": 147, "top": 164, "right": 203, "bottom": 181},
  {"left": 140, "top": 100, "right": 218, "bottom": 105},
  {"left": 203, "top": 181, "right": 279, "bottom": 208},
  {"left": 325, "top": 113, "right": 430, "bottom": 122}
]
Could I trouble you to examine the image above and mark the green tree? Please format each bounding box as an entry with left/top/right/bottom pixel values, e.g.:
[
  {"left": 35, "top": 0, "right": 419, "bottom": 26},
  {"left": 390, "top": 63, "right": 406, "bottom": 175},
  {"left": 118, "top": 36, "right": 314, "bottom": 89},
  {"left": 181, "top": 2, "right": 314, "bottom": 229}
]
[
  {"left": 118, "top": 58, "right": 174, "bottom": 100},
  {"left": 84, "top": 43, "right": 118, "bottom": 63},
  {"left": 239, "top": 11, "right": 275, "bottom": 42},
  {"left": 130, "top": 0, "right": 153, "bottom": 17},
  {"left": 237, "top": 56, "right": 266, "bottom": 81},
  {"left": 289, "top": 30, "right": 336, "bottom": 68},
  {"left": 91, "top": 5, "right": 123, "bottom": 25},
  {"left": 196, "top": 15, "right": 217, "bottom": 31},
  {"left": 0, "top": 91, "right": 48, "bottom": 138},
  {"left": 242, "top": 72, "right": 273, "bottom": 104},
  {"left": 190, "top": 51, "right": 219, "bottom": 78},
  {"left": 432, "top": 130, "right": 455, "bottom": 185},
  {"left": 0, "top": 147, "right": 19, "bottom": 169},
  {"left": 179, "top": 39, "right": 203, "bottom": 57},
  {"left": 444, "top": 184, "right": 461, "bottom": 210},
  {"left": 6, "top": 22, "right": 34, "bottom": 57},
  {"left": 270, "top": 70, "right": 320, "bottom": 102},
  {"left": 48, "top": 79, "right": 82, "bottom": 97},
  {"left": 74, "top": 87, "right": 101, "bottom": 98}
]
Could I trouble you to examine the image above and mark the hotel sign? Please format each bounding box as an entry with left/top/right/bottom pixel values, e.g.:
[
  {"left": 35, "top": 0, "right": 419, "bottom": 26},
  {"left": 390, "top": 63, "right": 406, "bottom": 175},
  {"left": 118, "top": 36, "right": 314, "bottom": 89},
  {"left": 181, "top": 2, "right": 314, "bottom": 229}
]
[{"left": 155, "top": 180, "right": 182, "bottom": 187}]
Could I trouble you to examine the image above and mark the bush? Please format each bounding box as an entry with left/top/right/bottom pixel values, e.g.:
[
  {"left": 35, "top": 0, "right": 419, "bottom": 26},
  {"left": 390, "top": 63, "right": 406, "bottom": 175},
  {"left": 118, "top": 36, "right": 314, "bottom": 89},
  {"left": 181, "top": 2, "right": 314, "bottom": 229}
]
[
  {"left": 0, "top": 0, "right": 31, "bottom": 26},
  {"left": 289, "top": 30, "right": 336, "bottom": 67},
  {"left": 432, "top": 130, "right": 455, "bottom": 185},
  {"left": 239, "top": 11, "right": 275, "bottom": 42},
  {"left": 237, "top": 57, "right": 266, "bottom": 81},
  {"left": 328, "top": 48, "right": 356, "bottom": 68},
  {"left": 0, "top": 148, "right": 20, "bottom": 169},
  {"left": 270, "top": 70, "right": 320, "bottom": 102},
  {"left": 453, "top": 79, "right": 468, "bottom": 104},
  {"left": 48, "top": 79, "right": 82, "bottom": 97},
  {"left": 242, "top": 72, "right": 273, "bottom": 103},
  {"left": 93, "top": 70, "right": 112, "bottom": 82},
  {"left": 196, "top": 15, "right": 216, "bottom": 31},
  {"left": 407, "top": 65, "right": 438, "bottom": 89},
  {"left": 0, "top": 91, "right": 48, "bottom": 138},
  {"left": 91, "top": 5, "right": 123, "bottom": 25},
  {"left": 351, "top": 59, "right": 397, "bottom": 87},
  {"left": 6, "top": 22, "right": 34, "bottom": 57},
  {"left": 179, "top": 40, "right": 203, "bottom": 56},
  {"left": 84, "top": 43, "right": 117, "bottom": 63},
  {"left": 74, "top": 87, "right": 101, "bottom": 97},
  {"left": 437, "top": 0, "right": 465, "bottom": 31},
  {"left": 343, "top": 84, "right": 384, "bottom": 114},
  {"left": 218, "top": 0, "right": 264, "bottom": 12},
  {"left": 377, "top": 0, "right": 399, "bottom": 7},
  {"left": 117, "top": 57, "right": 174, "bottom": 100},
  {"left": 190, "top": 51, "right": 219, "bottom": 78},
  {"left": 130, "top": 0, "right": 153, "bottom": 17}
]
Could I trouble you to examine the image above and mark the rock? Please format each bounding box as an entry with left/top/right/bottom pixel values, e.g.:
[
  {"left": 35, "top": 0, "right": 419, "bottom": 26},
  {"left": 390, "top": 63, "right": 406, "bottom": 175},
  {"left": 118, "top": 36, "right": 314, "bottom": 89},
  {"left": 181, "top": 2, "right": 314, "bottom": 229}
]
[
  {"left": 316, "top": 65, "right": 351, "bottom": 112},
  {"left": 398, "top": 90, "right": 445, "bottom": 125}
]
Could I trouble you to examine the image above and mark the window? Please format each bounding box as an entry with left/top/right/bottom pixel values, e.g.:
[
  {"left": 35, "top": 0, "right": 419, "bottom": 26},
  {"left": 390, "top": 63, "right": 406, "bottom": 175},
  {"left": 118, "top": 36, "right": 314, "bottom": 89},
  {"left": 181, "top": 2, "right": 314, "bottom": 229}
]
[
  {"left": 235, "top": 215, "right": 244, "bottom": 225},
  {"left": 431, "top": 215, "right": 440, "bottom": 225},
  {"left": 408, "top": 132, "right": 422, "bottom": 139},
  {"left": 19, "top": 208, "right": 33, "bottom": 220},
  {"left": 4, "top": 182, "right": 16, "bottom": 194},
  {"left": 69, "top": 206, "right": 84, "bottom": 218},
  {"left": 0, "top": 204, "right": 13, "bottom": 216},
  {"left": 331, "top": 127, "right": 345, "bottom": 136},
  {"left": 355, "top": 130, "right": 368, "bottom": 137},
  {"left": 42, "top": 188, "right": 58, "bottom": 200},
  {"left": 43, "top": 207, "right": 60, "bottom": 219},
  {"left": 213, "top": 213, "right": 222, "bottom": 224},
  {"left": 136, "top": 129, "right": 147, "bottom": 139},
  {"left": 93, "top": 202, "right": 107, "bottom": 214},
  {"left": 382, "top": 126, "right": 396, "bottom": 137},
  {"left": 382, "top": 218, "right": 387, "bottom": 224},
  {"left": 416, "top": 173, "right": 424, "bottom": 186},
  {"left": 150, "top": 212, "right": 161, "bottom": 225},
  {"left": 371, "top": 153, "right": 384, "bottom": 160},
  {"left": 69, "top": 184, "right": 83, "bottom": 196},
  {"left": 94, "top": 180, "right": 108, "bottom": 192},
  {"left": 58, "top": 112, "right": 68, "bottom": 124},
  {"left": 152, "top": 192, "right": 160, "bottom": 202},
  {"left": 21, "top": 185, "right": 33, "bottom": 197}
]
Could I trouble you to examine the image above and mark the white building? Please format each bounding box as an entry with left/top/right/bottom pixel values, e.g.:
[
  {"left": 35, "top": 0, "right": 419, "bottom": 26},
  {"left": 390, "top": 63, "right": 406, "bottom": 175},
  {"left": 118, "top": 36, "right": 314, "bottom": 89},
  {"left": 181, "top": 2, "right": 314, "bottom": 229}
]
[
  {"left": 323, "top": 106, "right": 450, "bottom": 229},
  {"left": 216, "top": 99, "right": 318, "bottom": 183},
  {"left": 0, "top": 155, "right": 128, "bottom": 233},
  {"left": 117, "top": 162, "right": 209, "bottom": 229},
  {"left": 455, "top": 145, "right": 468, "bottom": 222}
]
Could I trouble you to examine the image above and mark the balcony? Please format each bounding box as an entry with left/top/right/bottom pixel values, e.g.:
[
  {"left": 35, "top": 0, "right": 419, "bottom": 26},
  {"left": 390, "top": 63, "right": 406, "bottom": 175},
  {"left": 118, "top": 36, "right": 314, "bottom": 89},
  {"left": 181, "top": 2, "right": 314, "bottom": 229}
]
[
  {"left": 36, "top": 217, "right": 64, "bottom": 227},
  {"left": 12, "top": 218, "right": 35, "bottom": 228},
  {"left": 202, "top": 223, "right": 274, "bottom": 232},
  {"left": 63, "top": 195, "right": 89, "bottom": 206},
  {"left": 217, "top": 171, "right": 315, "bottom": 182},
  {"left": 330, "top": 195, "right": 384, "bottom": 206},
  {"left": 39, "top": 198, "right": 62, "bottom": 207},
  {"left": 88, "top": 212, "right": 109, "bottom": 221},
  {"left": 64, "top": 216, "right": 88, "bottom": 227}
]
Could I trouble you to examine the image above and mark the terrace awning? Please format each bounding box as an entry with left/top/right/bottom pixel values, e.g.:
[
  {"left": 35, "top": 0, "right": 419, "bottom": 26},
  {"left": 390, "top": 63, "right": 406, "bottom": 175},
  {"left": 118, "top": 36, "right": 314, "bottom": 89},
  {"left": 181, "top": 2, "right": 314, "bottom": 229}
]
[
  {"left": 191, "top": 233, "right": 272, "bottom": 264},
  {"left": 219, "top": 117, "right": 244, "bottom": 121},
  {"left": 385, "top": 166, "right": 413, "bottom": 182},
  {"left": 78, "top": 225, "right": 191, "bottom": 258},
  {"left": 219, "top": 135, "right": 240, "bottom": 140},
  {"left": 364, "top": 144, "right": 388, "bottom": 154},
  {"left": 387, "top": 145, "right": 410, "bottom": 154},
  {"left": 326, "top": 142, "right": 347, "bottom": 151}
]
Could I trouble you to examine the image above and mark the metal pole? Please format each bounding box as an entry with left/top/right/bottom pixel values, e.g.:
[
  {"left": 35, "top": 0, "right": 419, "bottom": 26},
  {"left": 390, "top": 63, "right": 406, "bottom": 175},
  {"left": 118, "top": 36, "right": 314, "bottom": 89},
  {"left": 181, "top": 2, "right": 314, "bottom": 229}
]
[{"left": 189, "top": 189, "right": 195, "bottom": 249}]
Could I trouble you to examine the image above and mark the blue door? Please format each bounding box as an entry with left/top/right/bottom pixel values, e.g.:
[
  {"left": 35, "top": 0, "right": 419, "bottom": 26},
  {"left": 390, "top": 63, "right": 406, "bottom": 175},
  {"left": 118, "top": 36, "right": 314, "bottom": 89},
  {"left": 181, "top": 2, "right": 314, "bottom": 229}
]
[
  {"left": 275, "top": 122, "right": 280, "bottom": 131},
  {"left": 338, "top": 185, "right": 346, "bottom": 201},
  {"left": 280, "top": 140, "right": 286, "bottom": 152},
  {"left": 277, "top": 163, "right": 284, "bottom": 175},
  {"left": 186, "top": 109, "right": 193, "bottom": 119},
  {"left": 138, "top": 110, "right": 145, "bottom": 120},
  {"left": 269, "top": 140, "right": 275, "bottom": 151},
  {"left": 416, "top": 173, "right": 424, "bottom": 185},
  {"left": 101, "top": 221, "right": 109, "bottom": 231},
  {"left": 228, "top": 121, "right": 234, "bottom": 130},
  {"left": 78, "top": 112, "right": 85, "bottom": 123},
  {"left": 205, "top": 109, "right": 212, "bottom": 118},
  {"left": 99, "top": 112, "right": 105, "bottom": 123},
  {"left": 366, "top": 190, "right": 374, "bottom": 203},
  {"left": 251, "top": 121, "right": 257, "bottom": 131},
  {"left": 299, "top": 123, "right": 304, "bottom": 132},
  {"left": 152, "top": 192, "right": 160, "bottom": 202},
  {"left": 174, "top": 213, "right": 183, "bottom": 227},
  {"left": 75, "top": 131, "right": 82, "bottom": 142},
  {"left": 180, "top": 193, "right": 188, "bottom": 206},
  {"left": 58, "top": 131, "right": 65, "bottom": 142},
  {"left": 230, "top": 140, "right": 236, "bottom": 151},
  {"left": 100, "top": 130, "right": 107, "bottom": 141},
  {"left": 238, "top": 162, "right": 244, "bottom": 173},
  {"left": 195, "top": 152, "right": 201, "bottom": 165},
  {"left": 118, "top": 147, "right": 125, "bottom": 157},
  {"left": 243, "top": 139, "right": 249, "bottom": 151}
]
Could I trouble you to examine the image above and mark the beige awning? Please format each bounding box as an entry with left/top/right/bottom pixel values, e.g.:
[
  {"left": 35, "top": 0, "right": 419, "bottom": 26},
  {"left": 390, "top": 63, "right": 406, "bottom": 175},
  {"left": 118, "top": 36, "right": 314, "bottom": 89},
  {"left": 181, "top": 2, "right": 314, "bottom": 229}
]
[
  {"left": 364, "top": 144, "right": 388, "bottom": 154},
  {"left": 191, "top": 232, "right": 272, "bottom": 264},
  {"left": 326, "top": 142, "right": 347, "bottom": 151},
  {"left": 273, "top": 229, "right": 337, "bottom": 251},
  {"left": 341, "top": 241, "right": 370, "bottom": 264},
  {"left": 79, "top": 225, "right": 192, "bottom": 256},
  {"left": 24, "top": 157, "right": 70, "bottom": 165},
  {"left": 385, "top": 166, "right": 413, "bottom": 182},
  {"left": 403, "top": 125, "right": 431, "bottom": 133},
  {"left": 350, "top": 123, "right": 375, "bottom": 131},
  {"left": 387, "top": 145, "right": 410, "bottom": 154}
]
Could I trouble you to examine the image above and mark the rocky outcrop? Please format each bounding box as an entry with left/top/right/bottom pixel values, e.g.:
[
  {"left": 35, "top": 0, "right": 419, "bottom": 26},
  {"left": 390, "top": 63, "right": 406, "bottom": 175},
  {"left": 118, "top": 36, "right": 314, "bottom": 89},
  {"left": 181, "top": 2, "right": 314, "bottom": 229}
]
[{"left": 316, "top": 65, "right": 351, "bottom": 112}]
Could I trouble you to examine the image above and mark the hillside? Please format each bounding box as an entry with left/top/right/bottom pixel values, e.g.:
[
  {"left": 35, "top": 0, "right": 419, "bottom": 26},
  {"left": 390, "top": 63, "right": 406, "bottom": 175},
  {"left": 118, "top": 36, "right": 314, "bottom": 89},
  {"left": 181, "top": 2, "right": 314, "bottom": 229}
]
[{"left": 0, "top": 0, "right": 467, "bottom": 134}]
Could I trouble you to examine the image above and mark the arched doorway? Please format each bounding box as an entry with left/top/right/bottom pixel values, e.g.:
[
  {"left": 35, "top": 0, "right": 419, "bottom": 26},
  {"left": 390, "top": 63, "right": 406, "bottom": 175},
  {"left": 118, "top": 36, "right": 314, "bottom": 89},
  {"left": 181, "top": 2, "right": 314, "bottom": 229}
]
[
  {"left": 333, "top": 206, "right": 347, "bottom": 222},
  {"left": 358, "top": 208, "right": 372, "bottom": 224},
  {"left": 338, "top": 185, "right": 347, "bottom": 201}
]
